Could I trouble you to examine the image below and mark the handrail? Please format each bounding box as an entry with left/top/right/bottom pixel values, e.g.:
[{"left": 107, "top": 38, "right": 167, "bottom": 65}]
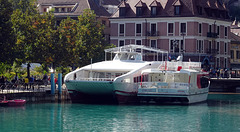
[{"left": 76, "top": 78, "right": 115, "bottom": 81}]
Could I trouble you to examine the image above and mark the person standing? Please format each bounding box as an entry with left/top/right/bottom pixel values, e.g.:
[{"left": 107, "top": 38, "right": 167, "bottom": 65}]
[
  {"left": 24, "top": 77, "right": 29, "bottom": 89},
  {"left": 43, "top": 74, "right": 48, "bottom": 86},
  {"left": 29, "top": 75, "right": 34, "bottom": 90}
]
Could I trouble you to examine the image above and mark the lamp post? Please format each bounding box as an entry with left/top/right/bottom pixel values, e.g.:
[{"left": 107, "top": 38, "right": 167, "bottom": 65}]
[
  {"left": 181, "top": 32, "right": 185, "bottom": 54},
  {"left": 172, "top": 39, "right": 178, "bottom": 59}
]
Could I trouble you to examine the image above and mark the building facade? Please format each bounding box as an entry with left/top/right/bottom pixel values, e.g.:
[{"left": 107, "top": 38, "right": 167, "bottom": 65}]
[
  {"left": 230, "top": 32, "right": 240, "bottom": 77},
  {"left": 37, "top": 0, "right": 112, "bottom": 43},
  {"left": 110, "top": 0, "right": 231, "bottom": 70}
]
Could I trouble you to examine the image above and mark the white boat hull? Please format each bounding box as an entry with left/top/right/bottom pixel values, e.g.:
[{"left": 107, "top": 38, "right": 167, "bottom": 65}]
[{"left": 138, "top": 88, "right": 209, "bottom": 104}]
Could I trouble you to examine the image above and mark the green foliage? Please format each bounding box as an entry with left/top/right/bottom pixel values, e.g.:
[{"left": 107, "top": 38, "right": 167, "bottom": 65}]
[
  {"left": 56, "top": 66, "right": 72, "bottom": 77},
  {"left": 56, "top": 9, "right": 112, "bottom": 67},
  {"left": 3, "top": 1, "right": 112, "bottom": 77},
  {"left": 76, "top": 9, "right": 109, "bottom": 66},
  {"left": 0, "top": 0, "right": 15, "bottom": 63},
  {"left": 0, "top": 63, "right": 11, "bottom": 75}
]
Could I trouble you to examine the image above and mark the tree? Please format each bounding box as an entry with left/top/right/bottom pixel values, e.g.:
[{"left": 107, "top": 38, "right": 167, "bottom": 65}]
[
  {"left": 31, "top": 11, "right": 57, "bottom": 66},
  {"left": 0, "top": 0, "right": 14, "bottom": 63},
  {"left": 76, "top": 9, "right": 111, "bottom": 67},
  {"left": 56, "top": 9, "right": 113, "bottom": 68}
]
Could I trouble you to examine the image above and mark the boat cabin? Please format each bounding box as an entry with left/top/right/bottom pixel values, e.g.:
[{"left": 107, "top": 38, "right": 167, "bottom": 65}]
[{"left": 113, "top": 52, "right": 142, "bottom": 61}]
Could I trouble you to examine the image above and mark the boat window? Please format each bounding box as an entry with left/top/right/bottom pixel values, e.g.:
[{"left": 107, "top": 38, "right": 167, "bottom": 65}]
[
  {"left": 135, "top": 54, "right": 142, "bottom": 61},
  {"left": 120, "top": 53, "right": 128, "bottom": 60},
  {"left": 116, "top": 73, "right": 122, "bottom": 77},
  {"left": 129, "top": 55, "right": 135, "bottom": 60},
  {"left": 113, "top": 53, "right": 120, "bottom": 60},
  {"left": 74, "top": 73, "right": 76, "bottom": 80}
]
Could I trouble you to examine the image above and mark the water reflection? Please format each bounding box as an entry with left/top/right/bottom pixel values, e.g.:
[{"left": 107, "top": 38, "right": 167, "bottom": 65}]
[{"left": 0, "top": 94, "right": 240, "bottom": 132}]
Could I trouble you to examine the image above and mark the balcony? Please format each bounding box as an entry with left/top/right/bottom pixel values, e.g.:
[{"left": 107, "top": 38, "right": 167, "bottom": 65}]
[
  {"left": 147, "top": 31, "right": 159, "bottom": 36},
  {"left": 207, "top": 32, "right": 218, "bottom": 38}
]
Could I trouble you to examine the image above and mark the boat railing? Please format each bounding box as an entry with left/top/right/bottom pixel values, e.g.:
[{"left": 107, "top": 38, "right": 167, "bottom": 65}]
[{"left": 77, "top": 78, "right": 115, "bottom": 82}]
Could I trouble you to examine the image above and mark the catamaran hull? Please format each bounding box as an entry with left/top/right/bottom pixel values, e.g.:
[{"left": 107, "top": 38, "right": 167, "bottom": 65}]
[
  {"left": 113, "top": 82, "right": 140, "bottom": 104},
  {"left": 65, "top": 80, "right": 116, "bottom": 103},
  {"left": 137, "top": 91, "right": 209, "bottom": 104},
  {"left": 137, "top": 86, "right": 209, "bottom": 104}
]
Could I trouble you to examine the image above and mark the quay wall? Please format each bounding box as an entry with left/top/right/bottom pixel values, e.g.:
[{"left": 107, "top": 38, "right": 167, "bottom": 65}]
[
  {"left": 0, "top": 90, "right": 71, "bottom": 103},
  {"left": 209, "top": 78, "right": 240, "bottom": 92}
]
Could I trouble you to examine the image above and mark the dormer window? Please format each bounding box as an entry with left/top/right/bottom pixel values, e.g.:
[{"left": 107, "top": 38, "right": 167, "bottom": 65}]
[
  {"left": 119, "top": 1, "right": 129, "bottom": 17},
  {"left": 174, "top": 6, "right": 181, "bottom": 15},
  {"left": 135, "top": 0, "right": 146, "bottom": 17},
  {"left": 119, "top": 7, "right": 126, "bottom": 17},
  {"left": 136, "top": 7, "right": 143, "bottom": 16},
  {"left": 150, "top": 0, "right": 160, "bottom": 17},
  {"left": 197, "top": 6, "right": 203, "bottom": 15},
  {"left": 151, "top": 7, "right": 157, "bottom": 16},
  {"left": 172, "top": 0, "right": 182, "bottom": 15}
]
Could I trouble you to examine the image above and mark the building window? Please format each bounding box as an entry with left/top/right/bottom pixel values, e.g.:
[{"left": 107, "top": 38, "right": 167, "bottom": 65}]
[
  {"left": 151, "top": 40, "right": 157, "bottom": 48},
  {"left": 136, "top": 24, "right": 141, "bottom": 34},
  {"left": 216, "top": 42, "right": 220, "bottom": 54},
  {"left": 230, "top": 50, "right": 234, "bottom": 59},
  {"left": 199, "top": 23, "right": 202, "bottom": 34},
  {"left": 61, "top": 8, "right": 65, "bottom": 12},
  {"left": 136, "top": 7, "right": 142, "bottom": 16},
  {"left": 136, "top": 40, "right": 141, "bottom": 45},
  {"left": 168, "top": 23, "right": 174, "bottom": 34},
  {"left": 217, "top": 26, "right": 220, "bottom": 35},
  {"left": 67, "top": 8, "right": 72, "bottom": 12},
  {"left": 119, "top": 40, "right": 124, "bottom": 47},
  {"left": 180, "top": 40, "right": 184, "bottom": 52},
  {"left": 237, "top": 51, "right": 240, "bottom": 59},
  {"left": 43, "top": 8, "right": 47, "bottom": 12},
  {"left": 180, "top": 23, "right": 186, "bottom": 33},
  {"left": 136, "top": 40, "right": 142, "bottom": 52},
  {"left": 55, "top": 8, "right": 59, "bottom": 13},
  {"left": 197, "top": 40, "right": 204, "bottom": 53},
  {"left": 170, "top": 40, "right": 179, "bottom": 53},
  {"left": 224, "top": 43, "right": 228, "bottom": 54},
  {"left": 209, "top": 25, "right": 212, "bottom": 33},
  {"left": 197, "top": 6, "right": 203, "bottom": 15},
  {"left": 216, "top": 58, "right": 220, "bottom": 68},
  {"left": 151, "top": 7, "right": 157, "bottom": 16},
  {"left": 224, "top": 58, "right": 227, "bottom": 68},
  {"left": 225, "top": 27, "right": 228, "bottom": 37},
  {"left": 150, "top": 23, "right": 157, "bottom": 36},
  {"left": 174, "top": 6, "right": 180, "bottom": 15},
  {"left": 119, "top": 8, "right": 126, "bottom": 17},
  {"left": 208, "top": 41, "right": 212, "bottom": 53},
  {"left": 119, "top": 24, "right": 124, "bottom": 35}
]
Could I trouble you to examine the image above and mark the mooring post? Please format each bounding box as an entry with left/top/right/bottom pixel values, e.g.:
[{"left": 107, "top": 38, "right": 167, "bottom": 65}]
[
  {"left": 58, "top": 73, "right": 62, "bottom": 94},
  {"left": 51, "top": 73, "right": 55, "bottom": 95}
]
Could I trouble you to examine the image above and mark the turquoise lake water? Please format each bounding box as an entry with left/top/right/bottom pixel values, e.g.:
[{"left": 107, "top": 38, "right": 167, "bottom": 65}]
[{"left": 1, "top": 94, "right": 240, "bottom": 132}]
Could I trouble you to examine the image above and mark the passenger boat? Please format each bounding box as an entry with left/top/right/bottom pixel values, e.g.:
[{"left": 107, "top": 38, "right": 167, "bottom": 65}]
[
  {"left": 64, "top": 45, "right": 168, "bottom": 103},
  {"left": 137, "top": 59, "right": 210, "bottom": 104}
]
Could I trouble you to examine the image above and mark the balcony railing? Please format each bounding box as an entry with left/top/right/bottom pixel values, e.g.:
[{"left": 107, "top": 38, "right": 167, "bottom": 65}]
[
  {"left": 147, "top": 31, "right": 159, "bottom": 36},
  {"left": 207, "top": 32, "right": 218, "bottom": 38}
]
